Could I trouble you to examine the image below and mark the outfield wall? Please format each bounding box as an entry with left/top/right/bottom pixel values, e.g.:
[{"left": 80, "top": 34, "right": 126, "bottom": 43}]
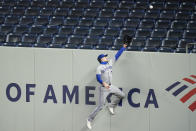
[{"left": 0, "top": 47, "right": 195, "bottom": 131}]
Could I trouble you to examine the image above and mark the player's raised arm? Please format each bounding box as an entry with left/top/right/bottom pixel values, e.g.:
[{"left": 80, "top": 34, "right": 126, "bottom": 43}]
[{"left": 114, "top": 35, "right": 132, "bottom": 61}]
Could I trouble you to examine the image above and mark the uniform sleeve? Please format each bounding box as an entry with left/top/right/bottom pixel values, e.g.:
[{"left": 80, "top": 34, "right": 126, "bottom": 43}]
[
  {"left": 115, "top": 47, "right": 126, "bottom": 61},
  {"left": 109, "top": 47, "right": 126, "bottom": 65},
  {"left": 96, "top": 66, "right": 103, "bottom": 84}
]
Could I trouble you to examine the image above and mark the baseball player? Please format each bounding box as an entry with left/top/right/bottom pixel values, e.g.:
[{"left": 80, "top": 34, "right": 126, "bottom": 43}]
[{"left": 86, "top": 43, "right": 128, "bottom": 130}]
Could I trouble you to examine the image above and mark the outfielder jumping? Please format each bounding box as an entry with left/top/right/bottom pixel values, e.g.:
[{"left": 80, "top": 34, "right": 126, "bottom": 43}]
[{"left": 87, "top": 35, "right": 132, "bottom": 130}]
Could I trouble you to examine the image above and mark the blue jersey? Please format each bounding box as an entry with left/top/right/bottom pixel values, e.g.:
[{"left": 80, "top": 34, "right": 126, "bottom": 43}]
[{"left": 96, "top": 47, "right": 126, "bottom": 85}]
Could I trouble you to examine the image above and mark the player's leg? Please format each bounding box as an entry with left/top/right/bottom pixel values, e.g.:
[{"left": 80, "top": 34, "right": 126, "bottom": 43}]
[
  {"left": 87, "top": 87, "right": 110, "bottom": 122},
  {"left": 108, "top": 85, "right": 125, "bottom": 108}
]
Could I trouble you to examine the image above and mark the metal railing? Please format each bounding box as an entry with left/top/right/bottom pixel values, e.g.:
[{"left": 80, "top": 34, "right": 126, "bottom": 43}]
[{"left": 186, "top": 43, "right": 196, "bottom": 53}]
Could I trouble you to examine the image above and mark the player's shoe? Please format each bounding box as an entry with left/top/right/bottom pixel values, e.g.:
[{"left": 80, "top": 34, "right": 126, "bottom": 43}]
[
  {"left": 87, "top": 119, "right": 92, "bottom": 130},
  {"left": 108, "top": 106, "right": 115, "bottom": 115}
]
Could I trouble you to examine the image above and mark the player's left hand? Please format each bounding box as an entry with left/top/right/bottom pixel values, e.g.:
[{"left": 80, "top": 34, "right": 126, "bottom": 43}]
[{"left": 123, "top": 44, "right": 127, "bottom": 48}]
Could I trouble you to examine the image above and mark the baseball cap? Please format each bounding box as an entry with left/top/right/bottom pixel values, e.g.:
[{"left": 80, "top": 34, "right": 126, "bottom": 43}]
[{"left": 97, "top": 54, "right": 108, "bottom": 63}]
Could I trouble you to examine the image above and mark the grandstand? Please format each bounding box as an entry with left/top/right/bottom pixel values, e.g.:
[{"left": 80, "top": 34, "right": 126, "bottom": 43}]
[{"left": 0, "top": 0, "right": 196, "bottom": 53}]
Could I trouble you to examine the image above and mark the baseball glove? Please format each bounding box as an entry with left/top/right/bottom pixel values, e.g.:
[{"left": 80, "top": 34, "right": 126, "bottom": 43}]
[{"left": 123, "top": 35, "right": 132, "bottom": 46}]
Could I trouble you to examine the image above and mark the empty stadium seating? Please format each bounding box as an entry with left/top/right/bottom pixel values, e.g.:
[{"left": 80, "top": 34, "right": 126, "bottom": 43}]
[{"left": 0, "top": 0, "right": 195, "bottom": 53}]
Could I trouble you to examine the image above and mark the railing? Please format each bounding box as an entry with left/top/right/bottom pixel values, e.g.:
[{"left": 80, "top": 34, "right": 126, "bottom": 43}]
[{"left": 186, "top": 43, "right": 196, "bottom": 53}]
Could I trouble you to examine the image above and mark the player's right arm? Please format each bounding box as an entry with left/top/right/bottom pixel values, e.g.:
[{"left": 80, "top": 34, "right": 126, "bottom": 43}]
[{"left": 96, "top": 67, "right": 110, "bottom": 89}]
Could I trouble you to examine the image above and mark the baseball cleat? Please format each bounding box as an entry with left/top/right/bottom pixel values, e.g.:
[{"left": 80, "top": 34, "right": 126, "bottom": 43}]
[
  {"left": 87, "top": 119, "right": 92, "bottom": 130},
  {"left": 108, "top": 106, "right": 115, "bottom": 115}
]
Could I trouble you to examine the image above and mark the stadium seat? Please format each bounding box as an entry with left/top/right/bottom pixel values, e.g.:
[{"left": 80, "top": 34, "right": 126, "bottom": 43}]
[
  {"left": 64, "top": 44, "right": 77, "bottom": 49},
  {"left": 114, "top": 37, "right": 123, "bottom": 45},
  {"left": 41, "top": 7, "right": 53, "bottom": 16},
  {"left": 155, "top": 20, "right": 170, "bottom": 29},
  {"left": 69, "top": 8, "right": 84, "bottom": 17},
  {"left": 136, "top": 29, "right": 152, "bottom": 38},
  {"left": 94, "top": 18, "right": 108, "bottom": 27},
  {"left": 59, "top": 26, "right": 73, "bottom": 36},
  {"left": 167, "top": 29, "right": 183, "bottom": 39},
  {"left": 3, "top": 0, "right": 16, "bottom": 7},
  {"left": 139, "top": 19, "right": 154, "bottom": 29},
  {"left": 187, "top": 21, "right": 196, "bottom": 30},
  {"left": 120, "top": 28, "right": 135, "bottom": 37},
  {"left": 179, "top": 2, "right": 195, "bottom": 11},
  {"left": 110, "top": 44, "right": 122, "bottom": 50},
  {"left": 79, "top": 17, "right": 93, "bottom": 27},
  {"left": 61, "top": 0, "right": 75, "bottom": 8},
  {"left": 175, "top": 39, "right": 193, "bottom": 53},
  {"left": 127, "top": 37, "right": 145, "bottom": 51},
  {"left": 75, "top": 1, "right": 89, "bottom": 8},
  {"left": 49, "top": 16, "right": 64, "bottom": 26},
  {"left": 47, "top": 0, "right": 60, "bottom": 8},
  {"left": 74, "top": 26, "right": 89, "bottom": 36},
  {"left": 0, "top": 16, "right": 4, "bottom": 24},
  {"left": 143, "top": 38, "right": 162, "bottom": 52},
  {"left": 35, "top": 16, "right": 49, "bottom": 26},
  {"left": 68, "top": 35, "right": 83, "bottom": 45},
  {"left": 20, "top": 16, "right": 34, "bottom": 25},
  {"left": 184, "top": 30, "right": 196, "bottom": 39},
  {"left": 5, "top": 16, "right": 19, "bottom": 25},
  {"left": 31, "top": 0, "right": 46, "bottom": 7},
  {"left": 44, "top": 26, "right": 58, "bottom": 35},
  {"left": 135, "top": 2, "right": 148, "bottom": 10},
  {"left": 25, "top": 7, "right": 40, "bottom": 16},
  {"left": 36, "top": 34, "right": 52, "bottom": 47},
  {"left": 84, "top": 8, "right": 99, "bottom": 18},
  {"left": 5, "top": 33, "right": 22, "bottom": 46},
  {"left": 0, "top": 24, "right": 14, "bottom": 34},
  {"left": 171, "top": 20, "right": 187, "bottom": 30},
  {"left": 176, "top": 11, "right": 191, "bottom": 20},
  {"left": 105, "top": 1, "right": 119, "bottom": 8},
  {"left": 11, "top": 7, "right": 25, "bottom": 15},
  {"left": 151, "top": 29, "right": 167, "bottom": 38},
  {"left": 145, "top": 10, "right": 160, "bottom": 19},
  {"left": 125, "top": 18, "right": 140, "bottom": 28},
  {"left": 100, "top": 36, "right": 114, "bottom": 46},
  {"left": 191, "top": 44, "right": 196, "bottom": 53},
  {"left": 109, "top": 18, "right": 123, "bottom": 28},
  {"left": 95, "top": 44, "right": 108, "bottom": 50},
  {"left": 191, "top": 12, "right": 196, "bottom": 20},
  {"left": 150, "top": 2, "right": 164, "bottom": 10},
  {"left": 90, "top": 27, "right": 105, "bottom": 36},
  {"left": 114, "top": 9, "right": 129, "bottom": 18},
  {"left": 84, "top": 36, "right": 100, "bottom": 45},
  {"left": 160, "top": 10, "right": 175, "bottom": 20},
  {"left": 0, "top": 7, "right": 10, "bottom": 15},
  {"left": 19, "top": 34, "right": 37, "bottom": 47},
  {"left": 130, "top": 9, "right": 145, "bottom": 18},
  {"left": 90, "top": 1, "right": 104, "bottom": 8},
  {"left": 49, "top": 35, "right": 67, "bottom": 48},
  {"left": 105, "top": 27, "right": 120, "bottom": 37},
  {"left": 30, "top": 25, "right": 44, "bottom": 34},
  {"left": 79, "top": 44, "right": 93, "bottom": 49},
  {"left": 17, "top": 0, "right": 31, "bottom": 7},
  {"left": 119, "top": 1, "right": 134, "bottom": 9},
  {"left": 0, "top": 34, "right": 6, "bottom": 43},
  {"left": 165, "top": 2, "right": 179, "bottom": 10},
  {"left": 54, "top": 8, "right": 68, "bottom": 16},
  {"left": 64, "top": 17, "right": 79, "bottom": 26},
  {"left": 100, "top": 8, "right": 114, "bottom": 18},
  {"left": 53, "top": 35, "right": 67, "bottom": 45},
  {"left": 14, "top": 25, "right": 29, "bottom": 34},
  {"left": 160, "top": 38, "right": 178, "bottom": 52}
]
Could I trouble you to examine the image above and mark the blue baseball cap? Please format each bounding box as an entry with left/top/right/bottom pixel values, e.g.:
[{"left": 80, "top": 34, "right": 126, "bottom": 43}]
[{"left": 97, "top": 54, "right": 108, "bottom": 63}]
